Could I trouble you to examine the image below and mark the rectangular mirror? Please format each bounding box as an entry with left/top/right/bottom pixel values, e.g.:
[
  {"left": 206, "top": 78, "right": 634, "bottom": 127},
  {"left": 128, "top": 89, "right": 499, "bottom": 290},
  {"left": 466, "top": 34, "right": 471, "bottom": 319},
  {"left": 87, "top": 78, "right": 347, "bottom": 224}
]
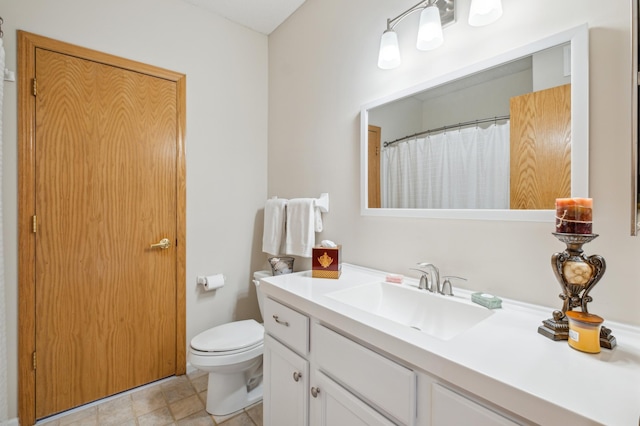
[{"left": 361, "top": 24, "right": 589, "bottom": 222}]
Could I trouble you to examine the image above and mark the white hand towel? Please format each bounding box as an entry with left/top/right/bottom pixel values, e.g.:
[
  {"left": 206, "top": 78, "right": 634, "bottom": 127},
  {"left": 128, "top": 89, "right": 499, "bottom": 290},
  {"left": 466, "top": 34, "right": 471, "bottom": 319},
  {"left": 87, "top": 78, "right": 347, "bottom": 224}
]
[
  {"left": 285, "top": 198, "right": 316, "bottom": 258},
  {"left": 314, "top": 206, "right": 323, "bottom": 232},
  {"left": 262, "top": 198, "right": 288, "bottom": 255}
]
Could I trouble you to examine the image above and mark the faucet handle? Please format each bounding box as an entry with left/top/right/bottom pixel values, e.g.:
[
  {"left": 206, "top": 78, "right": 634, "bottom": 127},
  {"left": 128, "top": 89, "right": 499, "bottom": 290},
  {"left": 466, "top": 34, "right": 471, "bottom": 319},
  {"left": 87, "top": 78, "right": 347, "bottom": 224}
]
[
  {"left": 440, "top": 276, "right": 467, "bottom": 296},
  {"left": 409, "top": 268, "right": 431, "bottom": 291}
]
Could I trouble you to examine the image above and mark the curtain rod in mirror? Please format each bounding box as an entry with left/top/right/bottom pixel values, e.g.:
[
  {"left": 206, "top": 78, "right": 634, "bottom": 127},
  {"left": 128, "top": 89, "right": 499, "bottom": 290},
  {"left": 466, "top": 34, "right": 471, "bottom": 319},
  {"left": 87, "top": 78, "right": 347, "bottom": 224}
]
[
  {"left": 378, "top": 0, "right": 504, "bottom": 69},
  {"left": 383, "top": 115, "right": 510, "bottom": 147}
]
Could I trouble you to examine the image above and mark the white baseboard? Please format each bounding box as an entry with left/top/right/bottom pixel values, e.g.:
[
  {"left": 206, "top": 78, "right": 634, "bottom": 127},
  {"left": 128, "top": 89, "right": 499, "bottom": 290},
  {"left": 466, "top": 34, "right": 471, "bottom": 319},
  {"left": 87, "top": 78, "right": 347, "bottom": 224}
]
[{"left": 6, "top": 417, "right": 20, "bottom": 426}]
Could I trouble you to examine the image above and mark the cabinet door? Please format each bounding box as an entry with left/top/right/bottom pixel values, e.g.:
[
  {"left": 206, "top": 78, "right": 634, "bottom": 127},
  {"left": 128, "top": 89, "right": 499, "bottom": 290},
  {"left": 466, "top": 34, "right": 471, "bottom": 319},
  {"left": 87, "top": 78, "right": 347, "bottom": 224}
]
[
  {"left": 264, "top": 334, "right": 310, "bottom": 426},
  {"left": 431, "top": 384, "right": 521, "bottom": 426},
  {"left": 311, "top": 371, "right": 397, "bottom": 426},
  {"left": 313, "top": 323, "right": 416, "bottom": 425}
]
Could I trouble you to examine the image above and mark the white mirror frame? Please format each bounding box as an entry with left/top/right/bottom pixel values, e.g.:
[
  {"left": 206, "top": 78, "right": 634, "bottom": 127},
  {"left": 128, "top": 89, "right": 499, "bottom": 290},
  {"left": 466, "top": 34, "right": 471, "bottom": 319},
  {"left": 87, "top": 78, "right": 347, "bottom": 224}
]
[{"left": 360, "top": 24, "right": 589, "bottom": 222}]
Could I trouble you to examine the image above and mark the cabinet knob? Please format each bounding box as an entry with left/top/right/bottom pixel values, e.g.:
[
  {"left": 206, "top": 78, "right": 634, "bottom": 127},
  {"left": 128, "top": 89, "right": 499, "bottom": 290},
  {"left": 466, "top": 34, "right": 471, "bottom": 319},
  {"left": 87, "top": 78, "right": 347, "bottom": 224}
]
[
  {"left": 292, "top": 371, "right": 302, "bottom": 382},
  {"left": 310, "top": 386, "right": 320, "bottom": 398},
  {"left": 272, "top": 314, "right": 290, "bottom": 327}
]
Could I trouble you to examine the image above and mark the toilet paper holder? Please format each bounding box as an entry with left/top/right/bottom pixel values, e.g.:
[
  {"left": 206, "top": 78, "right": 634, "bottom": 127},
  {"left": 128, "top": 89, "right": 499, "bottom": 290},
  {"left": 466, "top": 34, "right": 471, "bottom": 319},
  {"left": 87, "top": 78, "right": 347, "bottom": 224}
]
[{"left": 196, "top": 274, "right": 226, "bottom": 291}]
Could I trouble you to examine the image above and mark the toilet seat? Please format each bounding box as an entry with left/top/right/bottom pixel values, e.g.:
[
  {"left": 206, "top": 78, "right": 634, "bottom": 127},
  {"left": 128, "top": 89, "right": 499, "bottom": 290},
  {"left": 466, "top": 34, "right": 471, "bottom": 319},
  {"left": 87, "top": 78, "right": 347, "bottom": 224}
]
[
  {"left": 189, "top": 341, "right": 263, "bottom": 357},
  {"left": 191, "top": 319, "right": 264, "bottom": 355},
  {"left": 188, "top": 342, "right": 264, "bottom": 368}
]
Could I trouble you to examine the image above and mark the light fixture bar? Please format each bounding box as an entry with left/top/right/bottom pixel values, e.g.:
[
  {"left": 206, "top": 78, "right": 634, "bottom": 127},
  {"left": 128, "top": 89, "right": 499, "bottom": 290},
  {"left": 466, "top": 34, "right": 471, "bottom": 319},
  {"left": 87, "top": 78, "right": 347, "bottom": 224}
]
[
  {"left": 386, "top": 0, "right": 455, "bottom": 31},
  {"left": 377, "top": 0, "right": 455, "bottom": 69}
]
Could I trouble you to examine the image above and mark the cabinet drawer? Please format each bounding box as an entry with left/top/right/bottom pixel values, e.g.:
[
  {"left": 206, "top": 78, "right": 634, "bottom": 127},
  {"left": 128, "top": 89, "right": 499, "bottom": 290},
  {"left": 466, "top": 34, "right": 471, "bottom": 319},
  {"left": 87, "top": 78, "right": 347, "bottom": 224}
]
[
  {"left": 313, "top": 323, "right": 416, "bottom": 425},
  {"left": 264, "top": 297, "right": 309, "bottom": 356}
]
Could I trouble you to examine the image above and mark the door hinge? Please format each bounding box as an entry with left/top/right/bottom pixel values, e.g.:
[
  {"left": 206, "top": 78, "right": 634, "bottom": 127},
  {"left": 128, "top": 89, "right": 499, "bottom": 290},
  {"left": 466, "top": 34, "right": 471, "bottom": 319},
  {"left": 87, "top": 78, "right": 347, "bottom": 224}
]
[
  {"left": 32, "top": 78, "right": 37, "bottom": 96},
  {"left": 32, "top": 215, "right": 37, "bottom": 233},
  {"left": 32, "top": 351, "right": 36, "bottom": 370}
]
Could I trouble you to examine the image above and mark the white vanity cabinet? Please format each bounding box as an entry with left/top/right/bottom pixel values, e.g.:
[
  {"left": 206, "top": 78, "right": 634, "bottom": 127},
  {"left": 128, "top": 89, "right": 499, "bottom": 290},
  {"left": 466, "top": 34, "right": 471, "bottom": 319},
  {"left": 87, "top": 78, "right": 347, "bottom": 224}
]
[
  {"left": 312, "top": 322, "right": 417, "bottom": 425},
  {"left": 259, "top": 265, "right": 640, "bottom": 425},
  {"left": 263, "top": 297, "right": 413, "bottom": 426},
  {"left": 263, "top": 297, "right": 311, "bottom": 426},
  {"left": 310, "top": 370, "right": 397, "bottom": 426},
  {"left": 263, "top": 295, "right": 523, "bottom": 426},
  {"left": 263, "top": 334, "right": 309, "bottom": 425},
  {"left": 431, "top": 384, "right": 520, "bottom": 426}
]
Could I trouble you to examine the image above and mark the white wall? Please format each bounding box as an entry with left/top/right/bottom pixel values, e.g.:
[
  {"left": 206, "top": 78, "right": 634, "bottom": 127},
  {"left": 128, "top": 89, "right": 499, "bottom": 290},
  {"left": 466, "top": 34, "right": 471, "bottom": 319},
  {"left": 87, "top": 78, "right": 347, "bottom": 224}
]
[
  {"left": 269, "top": 0, "right": 639, "bottom": 328},
  {"left": 368, "top": 97, "right": 422, "bottom": 144},
  {"left": 368, "top": 66, "right": 532, "bottom": 142},
  {"left": 533, "top": 43, "right": 572, "bottom": 90},
  {"left": 420, "top": 69, "right": 531, "bottom": 128},
  {"left": 2, "top": 0, "right": 268, "bottom": 419}
]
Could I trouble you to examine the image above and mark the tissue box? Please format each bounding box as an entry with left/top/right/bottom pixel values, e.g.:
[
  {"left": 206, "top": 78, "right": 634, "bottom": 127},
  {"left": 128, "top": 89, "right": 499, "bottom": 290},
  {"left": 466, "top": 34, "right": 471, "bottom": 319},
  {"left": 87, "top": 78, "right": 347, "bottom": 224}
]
[{"left": 312, "top": 245, "right": 342, "bottom": 279}]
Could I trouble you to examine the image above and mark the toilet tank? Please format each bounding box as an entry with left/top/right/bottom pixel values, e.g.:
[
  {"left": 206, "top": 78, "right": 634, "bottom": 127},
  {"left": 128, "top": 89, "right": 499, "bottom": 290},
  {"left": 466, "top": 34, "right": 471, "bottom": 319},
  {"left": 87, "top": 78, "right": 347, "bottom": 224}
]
[{"left": 253, "top": 270, "right": 271, "bottom": 318}]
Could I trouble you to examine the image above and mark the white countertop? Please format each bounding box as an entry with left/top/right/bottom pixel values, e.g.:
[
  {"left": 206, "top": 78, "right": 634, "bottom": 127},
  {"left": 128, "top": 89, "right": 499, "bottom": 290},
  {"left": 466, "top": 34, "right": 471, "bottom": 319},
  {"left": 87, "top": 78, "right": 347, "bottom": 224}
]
[{"left": 259, "top": 263, "right": 640, "bottom": 426}]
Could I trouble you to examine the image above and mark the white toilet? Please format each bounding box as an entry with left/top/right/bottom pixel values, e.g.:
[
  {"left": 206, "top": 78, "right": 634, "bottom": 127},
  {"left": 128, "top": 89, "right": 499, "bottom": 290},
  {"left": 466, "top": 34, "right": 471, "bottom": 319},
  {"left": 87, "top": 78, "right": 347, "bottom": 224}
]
[{"left": 188, "top": 270, "right": 271, "bottom": 415}]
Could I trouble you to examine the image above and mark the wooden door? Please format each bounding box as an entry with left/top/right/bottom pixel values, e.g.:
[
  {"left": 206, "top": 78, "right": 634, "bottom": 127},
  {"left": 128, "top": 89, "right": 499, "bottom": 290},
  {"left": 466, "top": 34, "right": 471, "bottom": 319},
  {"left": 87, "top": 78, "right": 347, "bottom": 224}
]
[
  {"left": 509, "top": 84, "right": 571, "bottom": 209},
  {"left": 18, "top": 32, "right": 186, "bottom": 424},
  {"left": 368, "top": 125, "right": 381, "bottom": 208}
]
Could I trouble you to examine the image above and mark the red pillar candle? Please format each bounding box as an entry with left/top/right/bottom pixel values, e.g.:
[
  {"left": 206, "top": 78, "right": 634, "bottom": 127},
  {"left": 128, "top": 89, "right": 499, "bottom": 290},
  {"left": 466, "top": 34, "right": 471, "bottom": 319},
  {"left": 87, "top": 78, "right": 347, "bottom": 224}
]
[{"left": 555, "top": 198, "right": 593, "bottom": 234}]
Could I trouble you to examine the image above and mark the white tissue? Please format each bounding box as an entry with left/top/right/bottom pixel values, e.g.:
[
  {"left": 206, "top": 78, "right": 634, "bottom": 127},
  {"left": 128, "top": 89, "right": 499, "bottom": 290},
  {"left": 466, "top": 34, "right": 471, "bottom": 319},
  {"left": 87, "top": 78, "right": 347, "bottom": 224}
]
[
  {"left": 320, "top": 240, "right": 337, "bottom": 248},
  {"left": 203, "top": 274, "right": 225, "bottom": 291}
]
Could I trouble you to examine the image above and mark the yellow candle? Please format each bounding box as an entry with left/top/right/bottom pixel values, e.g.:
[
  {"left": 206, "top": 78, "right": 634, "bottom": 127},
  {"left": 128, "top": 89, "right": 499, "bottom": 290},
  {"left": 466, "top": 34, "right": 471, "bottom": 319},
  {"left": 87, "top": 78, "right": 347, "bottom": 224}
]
[{"left": 566, "top": 311, "right": 603, "bottom": 354}]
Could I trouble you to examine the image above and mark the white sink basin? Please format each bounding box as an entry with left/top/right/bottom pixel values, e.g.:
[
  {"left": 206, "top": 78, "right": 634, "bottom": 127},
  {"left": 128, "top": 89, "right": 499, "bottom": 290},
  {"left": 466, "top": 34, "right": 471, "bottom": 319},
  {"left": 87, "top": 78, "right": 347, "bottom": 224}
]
[{"left": 326, "top": 281, "right": 494, "bottom": 340}]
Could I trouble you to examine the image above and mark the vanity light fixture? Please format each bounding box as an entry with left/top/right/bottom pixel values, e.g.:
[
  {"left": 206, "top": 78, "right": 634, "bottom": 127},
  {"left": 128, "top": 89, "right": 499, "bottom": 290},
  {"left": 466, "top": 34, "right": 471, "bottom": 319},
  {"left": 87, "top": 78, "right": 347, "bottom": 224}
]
[
  {"left": 468, "top": 0, "right": 503, "bottom": 27},
  {"left": 377, "top": 0, "right": 504, "bottom": 69},
  {"left": 377, "top": 0, "right": 455, "bottom": 70},
  {"left": 416, "top": 4, "right": 444, "bottom": 51}
]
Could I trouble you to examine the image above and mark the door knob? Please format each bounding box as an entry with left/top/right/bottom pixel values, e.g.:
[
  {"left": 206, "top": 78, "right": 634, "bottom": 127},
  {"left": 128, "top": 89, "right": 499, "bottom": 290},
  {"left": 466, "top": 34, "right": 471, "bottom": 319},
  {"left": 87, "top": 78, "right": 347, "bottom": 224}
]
[
  {"left": 293, "top": 371, "right": 302, "bottom": 382},
  {"left": 310, "top": 387, "right": 320, "bottom": 398},
  {"left": 150, "top": 238, "right": 171, "bottom": 250}
]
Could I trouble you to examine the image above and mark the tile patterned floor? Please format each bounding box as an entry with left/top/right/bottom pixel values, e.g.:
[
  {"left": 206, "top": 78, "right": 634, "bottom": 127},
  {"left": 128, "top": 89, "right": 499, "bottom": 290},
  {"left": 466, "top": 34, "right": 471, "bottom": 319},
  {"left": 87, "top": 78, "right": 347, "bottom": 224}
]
[{"left": 37, "top": 370, "right": 263, "bottom": 426}]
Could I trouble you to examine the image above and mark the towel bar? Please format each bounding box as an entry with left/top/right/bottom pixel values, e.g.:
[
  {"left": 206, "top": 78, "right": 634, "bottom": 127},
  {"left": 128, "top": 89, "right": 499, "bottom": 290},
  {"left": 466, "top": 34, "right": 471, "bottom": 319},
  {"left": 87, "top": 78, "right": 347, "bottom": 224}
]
[
  {"left": 315, "top": 193, "right": 329, "bottom": 213},
  {"left": 269, "top": 193, "right": 329, "bottom": 213}
]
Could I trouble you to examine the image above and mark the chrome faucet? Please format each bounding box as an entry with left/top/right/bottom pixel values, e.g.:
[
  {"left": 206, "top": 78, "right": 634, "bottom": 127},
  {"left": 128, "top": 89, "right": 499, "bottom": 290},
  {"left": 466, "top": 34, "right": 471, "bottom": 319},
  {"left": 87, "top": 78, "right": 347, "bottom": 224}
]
[
  {"left": 417, "top": 262, "right": 440, "bottom": 293},
  {"left": 410, "top": 262, "right": 439, "bottom": 293},
  {"left": 414, "top": 262, "right": 467, "bottom": 296}
]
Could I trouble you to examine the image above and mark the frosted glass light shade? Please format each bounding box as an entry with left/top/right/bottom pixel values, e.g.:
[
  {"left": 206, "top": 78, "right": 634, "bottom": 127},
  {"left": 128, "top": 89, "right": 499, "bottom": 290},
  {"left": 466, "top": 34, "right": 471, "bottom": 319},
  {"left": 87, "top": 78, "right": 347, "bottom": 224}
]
[
  {"left": 416, "top": 5, "right": 443, "bottom": 51},
  {"left": 468, "top": 0, "right": 503, "bottom": 26},
  {"left": 378, "top": 30, "right": 401, "bottom": 69}
]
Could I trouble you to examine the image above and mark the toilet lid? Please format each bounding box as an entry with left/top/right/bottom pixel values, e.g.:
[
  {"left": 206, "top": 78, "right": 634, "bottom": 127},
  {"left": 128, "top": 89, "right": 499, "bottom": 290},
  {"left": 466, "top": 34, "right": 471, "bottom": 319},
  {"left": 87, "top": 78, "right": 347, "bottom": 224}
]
[{"left": 191, "top": 319, "right": 264, "bottom": 353}]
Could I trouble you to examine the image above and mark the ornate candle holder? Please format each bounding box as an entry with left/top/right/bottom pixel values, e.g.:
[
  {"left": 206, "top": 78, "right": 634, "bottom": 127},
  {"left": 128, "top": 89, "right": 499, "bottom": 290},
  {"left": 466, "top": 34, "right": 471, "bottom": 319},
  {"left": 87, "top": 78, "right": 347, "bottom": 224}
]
[{"left": 537, "top": 233, "right": 617, "bottom": 349}]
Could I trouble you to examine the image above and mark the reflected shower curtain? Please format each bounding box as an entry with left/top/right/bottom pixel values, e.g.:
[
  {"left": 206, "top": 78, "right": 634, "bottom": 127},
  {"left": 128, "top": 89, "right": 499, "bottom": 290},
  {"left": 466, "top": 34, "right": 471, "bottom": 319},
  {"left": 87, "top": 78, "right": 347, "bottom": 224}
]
[
  {"left": 0, "top": 37, "right": 7, "bottom": 425},
  {"left": 382, "top": 122, "right": 510, "bottom": 209}
]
